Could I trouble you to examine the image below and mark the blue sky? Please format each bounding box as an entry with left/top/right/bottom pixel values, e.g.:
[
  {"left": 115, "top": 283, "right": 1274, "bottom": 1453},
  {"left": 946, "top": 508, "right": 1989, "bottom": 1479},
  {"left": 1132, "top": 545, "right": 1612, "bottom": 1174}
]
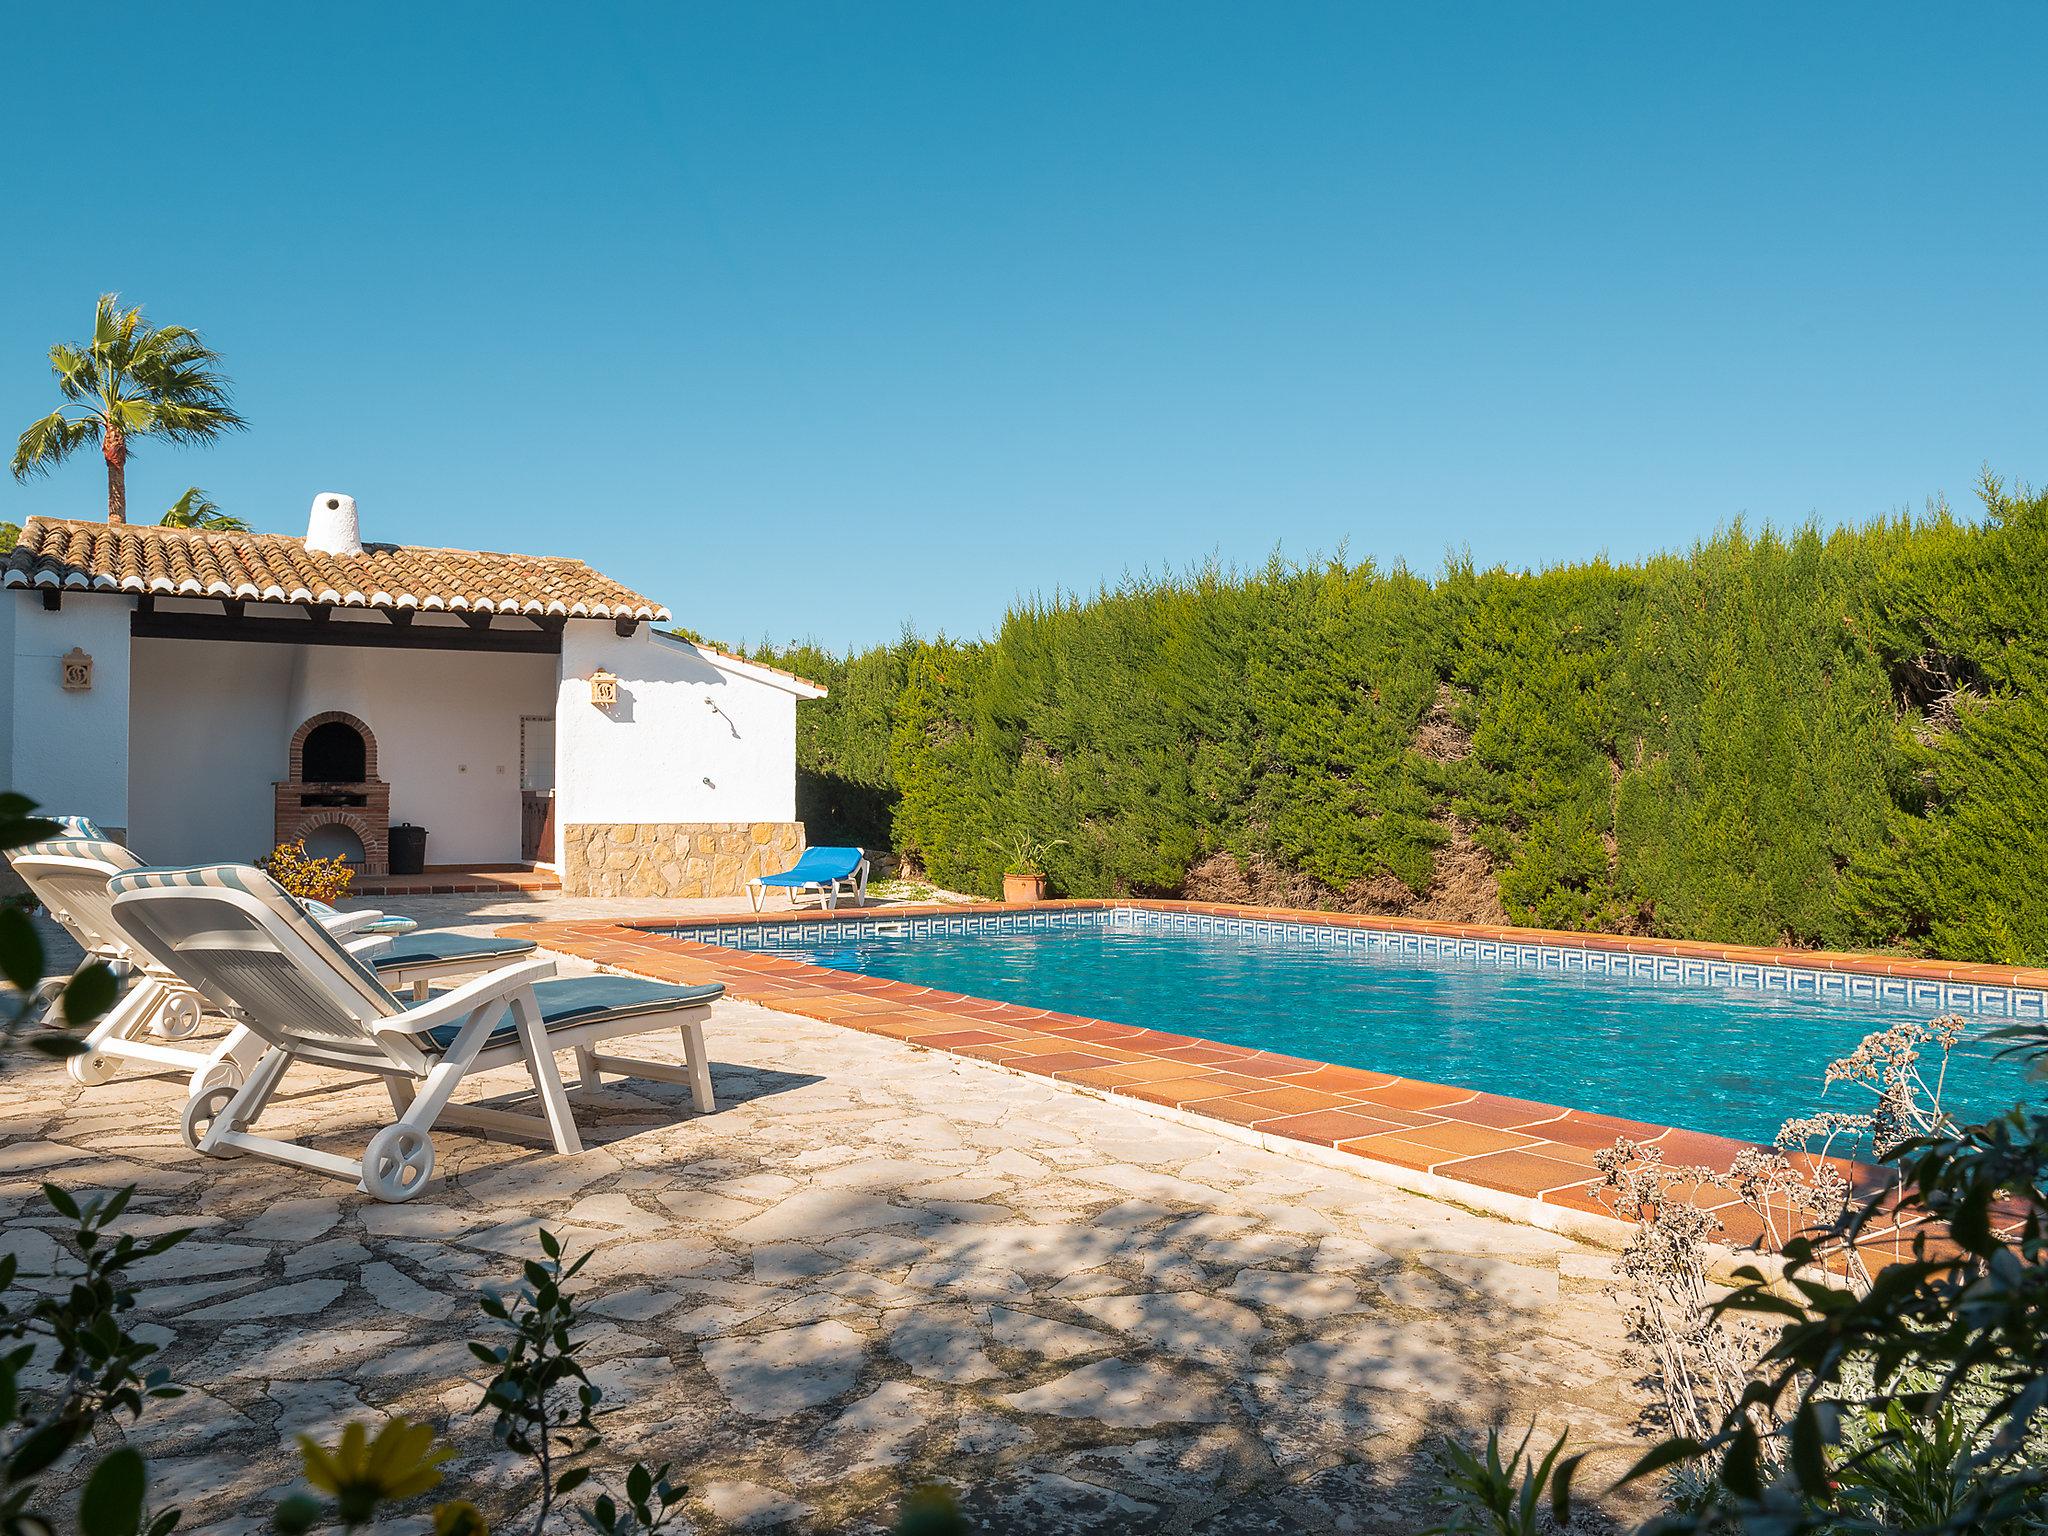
[{"left": 3, "top": 5, "right": 2043, "bottom": 651}]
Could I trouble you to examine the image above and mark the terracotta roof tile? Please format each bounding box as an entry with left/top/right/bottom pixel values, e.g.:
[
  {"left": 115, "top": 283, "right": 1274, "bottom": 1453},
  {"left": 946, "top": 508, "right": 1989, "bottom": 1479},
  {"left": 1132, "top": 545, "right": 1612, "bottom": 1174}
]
[{"left": 3, "top": 518, "right": 671, "bottom": 623}]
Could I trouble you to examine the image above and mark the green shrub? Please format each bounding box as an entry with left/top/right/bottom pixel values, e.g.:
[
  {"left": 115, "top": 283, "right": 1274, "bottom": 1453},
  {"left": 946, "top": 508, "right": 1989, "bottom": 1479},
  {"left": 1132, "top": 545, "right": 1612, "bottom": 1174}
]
[
  {"left": 1845, "top": 476, "right": 2048, "bottom": 961},
  {"left": 767, "top": 479, "right": 2048, "bottom": 962}
]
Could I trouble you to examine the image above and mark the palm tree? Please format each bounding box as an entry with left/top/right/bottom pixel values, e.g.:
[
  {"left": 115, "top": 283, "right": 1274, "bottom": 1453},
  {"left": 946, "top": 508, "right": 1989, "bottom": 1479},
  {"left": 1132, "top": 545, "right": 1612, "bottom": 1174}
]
[
  {"left": 159, "top": 486, "right": 250, "bottom": 532},
  {"left": 10, "top": 294, "right": 246, "bottom": 524}
]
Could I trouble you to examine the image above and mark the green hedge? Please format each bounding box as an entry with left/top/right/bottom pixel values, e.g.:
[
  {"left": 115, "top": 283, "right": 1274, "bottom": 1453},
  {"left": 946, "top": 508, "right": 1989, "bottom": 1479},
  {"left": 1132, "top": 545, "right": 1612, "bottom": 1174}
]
[{"left": 756, "top": 478, "right": 2048, "bottom": 964}]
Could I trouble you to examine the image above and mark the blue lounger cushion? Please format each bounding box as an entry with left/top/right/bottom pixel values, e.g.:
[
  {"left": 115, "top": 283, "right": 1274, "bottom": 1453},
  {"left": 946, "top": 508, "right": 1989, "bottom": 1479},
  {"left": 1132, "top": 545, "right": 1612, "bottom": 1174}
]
[
  {"left": 755, "top": 846, "right": 864, "bottom": 888},
  {"left": 369, "top": 932, "right": 538, "bottom": 971},
  {"left": 423, "top": 975, "right": 724, "bottom": 1051}
]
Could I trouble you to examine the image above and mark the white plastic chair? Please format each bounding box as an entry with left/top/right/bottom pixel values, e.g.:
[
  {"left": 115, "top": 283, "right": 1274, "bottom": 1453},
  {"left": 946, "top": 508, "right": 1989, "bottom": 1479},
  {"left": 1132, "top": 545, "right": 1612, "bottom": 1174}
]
[
  {"left": 9, "top": 838, "right": 258, "bottom": 1096},
  {"left": 109, "top": 863, "right": 724, "bottom": 1201},
  {"left": 9, "top": 838, "right": 547, "bottom": 1093}
]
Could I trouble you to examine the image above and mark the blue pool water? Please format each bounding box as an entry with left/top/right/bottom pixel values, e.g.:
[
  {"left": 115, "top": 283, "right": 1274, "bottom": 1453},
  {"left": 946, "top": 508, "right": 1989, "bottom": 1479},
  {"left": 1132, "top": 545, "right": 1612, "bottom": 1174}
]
[{"left": 705, "top": 912, "right": 2042, "bottom": 1145}]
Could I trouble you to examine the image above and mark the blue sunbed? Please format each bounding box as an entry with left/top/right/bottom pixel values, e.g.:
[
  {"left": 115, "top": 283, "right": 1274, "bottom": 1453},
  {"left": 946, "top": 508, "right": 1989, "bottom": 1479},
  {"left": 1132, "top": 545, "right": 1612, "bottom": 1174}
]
[{"left": 748, "top": 845, "right": 870, "bottom": 912}]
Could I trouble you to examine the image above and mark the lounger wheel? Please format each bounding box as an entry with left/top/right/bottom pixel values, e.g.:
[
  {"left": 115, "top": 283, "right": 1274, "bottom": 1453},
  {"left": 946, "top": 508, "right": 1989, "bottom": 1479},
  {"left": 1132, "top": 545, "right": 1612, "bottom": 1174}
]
[
  {"left": 362, "top": 1125, "right": 435, "bottom": 1202},
  {"left": 154, "top": 991, "right": 203, "bottom": 1041},
  {"left": 181, "top": 1084, "right": 241, "bottom": 1155},
  {"left": 66, "top": 1049, "right": 120, "bottom": 1087},
  {"left": 188, "top": 1058, "right": 244, "bottom": 1102}
]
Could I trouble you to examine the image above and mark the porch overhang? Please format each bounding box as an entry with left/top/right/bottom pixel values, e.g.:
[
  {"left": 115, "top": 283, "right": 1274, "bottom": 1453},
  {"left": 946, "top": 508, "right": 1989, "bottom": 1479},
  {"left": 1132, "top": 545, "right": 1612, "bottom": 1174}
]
[{"left": 128, "top": 594, "right": 574, "bottom": 654}]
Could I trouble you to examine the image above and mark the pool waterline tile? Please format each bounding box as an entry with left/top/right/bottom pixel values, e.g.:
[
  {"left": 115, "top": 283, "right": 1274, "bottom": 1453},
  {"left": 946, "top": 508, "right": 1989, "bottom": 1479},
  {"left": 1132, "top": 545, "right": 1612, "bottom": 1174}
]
[{"left": 511, "top": 898, "right": 1990, "bottom": 1254}]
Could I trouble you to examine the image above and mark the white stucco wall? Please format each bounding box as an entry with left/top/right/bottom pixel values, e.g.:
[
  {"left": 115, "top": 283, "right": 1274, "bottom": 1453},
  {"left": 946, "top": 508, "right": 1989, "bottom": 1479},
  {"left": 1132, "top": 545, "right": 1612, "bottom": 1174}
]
[
  {"left": 128, "top": 628, "right": 558, "bottom": 866},
  {"left": 6, "top": 594, "right": 812, "bottom": 869},
  {"left": 7, "top": 596, "right": 133, "bottom": 831},
  {"left": 128, "top": 637, "right": 296, "bottom": 862},
  {"left": 555, "top": 625, "right": 808, "bottom": 849}
]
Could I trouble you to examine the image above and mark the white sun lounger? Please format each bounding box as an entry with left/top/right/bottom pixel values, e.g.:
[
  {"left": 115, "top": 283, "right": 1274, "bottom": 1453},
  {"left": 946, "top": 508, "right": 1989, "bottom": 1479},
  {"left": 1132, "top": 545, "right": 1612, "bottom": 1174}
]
[
  {"left": 9, "top": 836, "right": 263, "bottom": 1095},
  {"left": 108, "top": 863, "right": 724, "bottom": 1201},
  {"left": 9, "top": 837, "right": 542, "bottom": 1094}
]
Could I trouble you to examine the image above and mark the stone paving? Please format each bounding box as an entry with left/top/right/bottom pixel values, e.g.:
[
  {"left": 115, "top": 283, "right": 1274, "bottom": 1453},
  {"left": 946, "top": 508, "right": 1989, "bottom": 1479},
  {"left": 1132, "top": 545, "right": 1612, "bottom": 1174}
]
[{"left": 3, "top": 894, "right": 1657, "bottom": 1533}]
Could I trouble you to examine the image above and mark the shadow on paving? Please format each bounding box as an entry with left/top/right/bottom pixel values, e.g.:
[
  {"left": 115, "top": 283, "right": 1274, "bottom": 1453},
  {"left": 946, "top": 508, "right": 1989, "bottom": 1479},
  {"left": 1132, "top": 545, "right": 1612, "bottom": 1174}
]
[
  {"left": 2, "top": 1003, "right": 1652, "bottom": 1535},
  {"left": 439, "top": 1122, "right": 1649, "bottom": 1536}
]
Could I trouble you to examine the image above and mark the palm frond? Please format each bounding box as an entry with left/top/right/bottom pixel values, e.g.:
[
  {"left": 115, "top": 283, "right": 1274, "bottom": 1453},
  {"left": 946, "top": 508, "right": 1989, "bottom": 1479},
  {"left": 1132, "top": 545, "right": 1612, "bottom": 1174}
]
[
  {"left": 140, "top": 399, "right": 248, "bottom": 442},
  {"left": 92, "top": 294, "right": 143, "bottom": 369},
  {"left": 159, "top": 487, "right": 249, "bottom": 532},
  {"left": 11, "top": 410, "right": 98, "bottom": 480},
  {"left": 47, "top": 344, "right": 101, "bottom": 406},
  {"left": 110, "top": 397, "right": 154, "bottom": 433},
  {"left": 91, "top": 293, "right": 122, "bottom": 348},
  {"left": 20, "top": 294, "right": 245, "bottom": 495}
]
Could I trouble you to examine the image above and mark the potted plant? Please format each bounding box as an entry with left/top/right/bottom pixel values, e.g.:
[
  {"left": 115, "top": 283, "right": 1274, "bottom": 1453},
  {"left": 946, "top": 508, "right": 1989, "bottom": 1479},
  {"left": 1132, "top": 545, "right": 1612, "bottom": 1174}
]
[
  {"left": 262, "top": 838, "right": 355, "bottom": 903},
  {"left": 988, "top": 833, "right": 1067, "bottom": 904}
]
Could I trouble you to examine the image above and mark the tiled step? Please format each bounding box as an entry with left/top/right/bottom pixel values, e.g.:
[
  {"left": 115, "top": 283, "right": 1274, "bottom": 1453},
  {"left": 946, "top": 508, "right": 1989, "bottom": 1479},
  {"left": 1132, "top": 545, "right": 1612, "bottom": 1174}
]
[{"left": 352, "top": 865, "right": 561, "bottom": 897}]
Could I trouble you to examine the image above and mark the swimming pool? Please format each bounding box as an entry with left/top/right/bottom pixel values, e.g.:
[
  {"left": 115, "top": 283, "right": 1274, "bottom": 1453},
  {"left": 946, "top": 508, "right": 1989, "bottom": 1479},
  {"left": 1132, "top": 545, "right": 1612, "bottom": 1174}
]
[{"left": 689, "top": 907, "right": 2041, "bottom": 1145}]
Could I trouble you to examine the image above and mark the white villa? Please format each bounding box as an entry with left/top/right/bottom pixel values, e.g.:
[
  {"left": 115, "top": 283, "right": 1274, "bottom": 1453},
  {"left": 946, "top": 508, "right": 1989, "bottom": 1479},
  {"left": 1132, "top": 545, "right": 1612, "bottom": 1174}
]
[{"left": 0, "top": 494, "right": 824, "bottom": 896}]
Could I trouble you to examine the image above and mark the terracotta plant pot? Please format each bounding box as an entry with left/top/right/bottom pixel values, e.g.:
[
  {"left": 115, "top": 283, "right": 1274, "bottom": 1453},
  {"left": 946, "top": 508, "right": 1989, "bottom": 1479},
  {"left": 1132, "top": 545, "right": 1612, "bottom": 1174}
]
[{"left": 1002, "top": 872, "right": 1049, "bottom": 904}]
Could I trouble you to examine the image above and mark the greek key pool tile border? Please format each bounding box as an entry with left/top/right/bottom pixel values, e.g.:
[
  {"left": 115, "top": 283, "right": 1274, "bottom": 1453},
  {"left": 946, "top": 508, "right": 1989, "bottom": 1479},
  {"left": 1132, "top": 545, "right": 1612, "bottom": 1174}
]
[{"left": 672, "top": 904, "right": 2048, "bottom": 1019}]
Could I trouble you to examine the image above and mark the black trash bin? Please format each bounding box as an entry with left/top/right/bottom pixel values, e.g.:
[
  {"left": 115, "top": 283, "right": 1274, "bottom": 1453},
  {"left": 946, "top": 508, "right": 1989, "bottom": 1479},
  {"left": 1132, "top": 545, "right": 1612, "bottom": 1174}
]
[{"left": 388, "top": 823, "right": 428, "bottom": 877}]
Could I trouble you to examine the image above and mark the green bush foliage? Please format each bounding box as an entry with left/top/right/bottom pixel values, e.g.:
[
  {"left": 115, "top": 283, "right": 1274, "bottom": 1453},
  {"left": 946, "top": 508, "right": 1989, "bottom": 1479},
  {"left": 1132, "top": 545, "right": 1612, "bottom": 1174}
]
[
  {"left": 1846, "top": 475, "right": 2048, "bottom": 963},
  {"left": 766, "top": 479, "right": 2048, "bottom": 963}
]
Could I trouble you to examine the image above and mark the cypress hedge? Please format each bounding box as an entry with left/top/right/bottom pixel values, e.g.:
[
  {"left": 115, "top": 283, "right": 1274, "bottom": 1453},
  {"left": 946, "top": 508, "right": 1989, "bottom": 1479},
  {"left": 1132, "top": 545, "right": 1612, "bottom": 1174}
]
[{"left": 751, "top": 477, "right": 2048, "bottom": 965}]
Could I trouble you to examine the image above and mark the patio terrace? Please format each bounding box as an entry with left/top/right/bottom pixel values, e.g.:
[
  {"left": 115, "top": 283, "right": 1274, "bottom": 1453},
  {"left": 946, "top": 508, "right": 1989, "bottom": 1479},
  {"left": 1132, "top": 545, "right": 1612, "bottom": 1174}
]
[{"left": 3, "top": 892, "right": 1658, "bottom": 1533}]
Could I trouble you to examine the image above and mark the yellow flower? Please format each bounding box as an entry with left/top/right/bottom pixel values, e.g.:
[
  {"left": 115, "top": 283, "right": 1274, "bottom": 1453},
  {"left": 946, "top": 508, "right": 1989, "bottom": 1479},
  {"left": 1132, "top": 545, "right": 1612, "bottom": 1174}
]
[
  {"left": 298, "top": 1417, "right": 453, "bottom": 1522},
  {"left": 433, "top": 1499, "right": 491, "bottom": 1536}
]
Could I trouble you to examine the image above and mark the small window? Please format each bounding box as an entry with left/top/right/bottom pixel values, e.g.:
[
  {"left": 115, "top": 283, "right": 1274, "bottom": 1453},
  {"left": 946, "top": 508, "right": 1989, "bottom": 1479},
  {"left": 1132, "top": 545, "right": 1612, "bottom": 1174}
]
[{"left": 303, "top": 721, "right": 367, "bottom": 783}]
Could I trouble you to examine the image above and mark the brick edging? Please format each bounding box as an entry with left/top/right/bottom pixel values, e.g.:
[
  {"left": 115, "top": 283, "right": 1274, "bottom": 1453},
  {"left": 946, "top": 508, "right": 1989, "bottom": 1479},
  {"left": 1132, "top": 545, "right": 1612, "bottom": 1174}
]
[{"left": 507, "top": 899, "right": 1970, "bottom": 1260}]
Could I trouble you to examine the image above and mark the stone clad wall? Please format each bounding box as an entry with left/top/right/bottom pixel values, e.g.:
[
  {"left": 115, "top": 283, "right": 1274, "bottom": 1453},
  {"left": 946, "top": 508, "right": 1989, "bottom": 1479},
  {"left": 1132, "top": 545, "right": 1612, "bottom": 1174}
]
[{"left": 563, "top": 822, "right": 805, "bottom": 898}]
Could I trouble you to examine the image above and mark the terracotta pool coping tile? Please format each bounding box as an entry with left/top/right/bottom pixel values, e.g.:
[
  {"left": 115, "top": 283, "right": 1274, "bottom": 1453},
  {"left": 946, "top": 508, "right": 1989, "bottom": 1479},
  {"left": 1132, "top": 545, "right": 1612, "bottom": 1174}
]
[
  {"left": 1538, "top": 1111, "right": 1673, "bottom": 1151},
  {"left": 1322, "top": 1097, "right": 1445, "bottom": 1128},
  {"left": 1054, "top": 1062, "right": 1166, "bottom": 1089},
  {"left": 948, "top": 1042, "right": 1032, "bottom": 1063},
  {"left": 1048, "top": 1023, "right": 1156, "bottom": 1046},
  {"left": 1332, "top": 1134, "right": 1443, "bottom": 1171},
  {"left": 1188, "top": 1095, "right": 1323, "bottom": 1128},
  {"left": 1536, "top": 1183, "right": 1613, "bottom": 1217},
  {"left": 1279, "top": 1064, "right": 1402, "bottom": 1094},
  {"left": 862, "top": 1018, "right": 952, "bottom": 1041},
  {"left": 1030, "top": 1008, "right": 1125, "bottom": 1030},
  {"left": 1651, "top": 1129, "right": 1765, "bottom": 1168},
  {"left": 1216, "top": 1053, "right": 1334, "bottom": 1082},
  {"left": 1259, "top": 1109, "right": 1434, "bottom": 1148},
  {"left": 517, "top": 899, "right": 1969, "bottom": 1254},
  {"left": 1361, "top": 1120, "right": 1549, "bottom": 1158},
  {"left": 1152, "top": 1043, "right": 1267, "bottom": 1066},
  {"left": 997, "top": 1050, "right": 1128, "bottom": 1076},
  {"left": 1108, "top": 1061, "right": 1280, "bottom": 1093},
  {"left": 908, "top": 1029, "right": 1026, "bottom": 1050},
  {"left": 1349, "top": 1079, "right": 1480, "bottom": 1112},
  {"left": 1117, "top": 1075, "right": 1276, "bottom": 1109},
  {"left": 1210, "top": 1086, "right": 1354, "bottom": 1117},
  {"left": 1008, "top": 1041, "right": 1154, "bottom": 1064},
  {"left": 811, "top": 995, "right": 924, "bottom": 1016},
  {"left": 816, "top": 973, "right": 901, "bottom": 993},
  {"left": 1441, "top": 1094, "right": 1572, "bottom": 1131},
  {"left": 984, "top": 1006, "right": 1056, "bottom": 1025},
  {"left": 973, "top": 1035, "right": 1104, "bottom": 1057},
  {"left": 1442, "top": 1149, "right": 1606, "bottom": 1199},
  {"left": 1707, "top": 1204, "right": 1779, "bottom": 1248}
]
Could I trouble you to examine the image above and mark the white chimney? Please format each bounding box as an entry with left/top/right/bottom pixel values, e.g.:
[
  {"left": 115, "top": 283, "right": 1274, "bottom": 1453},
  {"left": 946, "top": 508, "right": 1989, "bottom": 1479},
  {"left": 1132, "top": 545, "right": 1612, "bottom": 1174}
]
[{"left": 305, "top": 492, "right": 365, "bottom": 557}]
